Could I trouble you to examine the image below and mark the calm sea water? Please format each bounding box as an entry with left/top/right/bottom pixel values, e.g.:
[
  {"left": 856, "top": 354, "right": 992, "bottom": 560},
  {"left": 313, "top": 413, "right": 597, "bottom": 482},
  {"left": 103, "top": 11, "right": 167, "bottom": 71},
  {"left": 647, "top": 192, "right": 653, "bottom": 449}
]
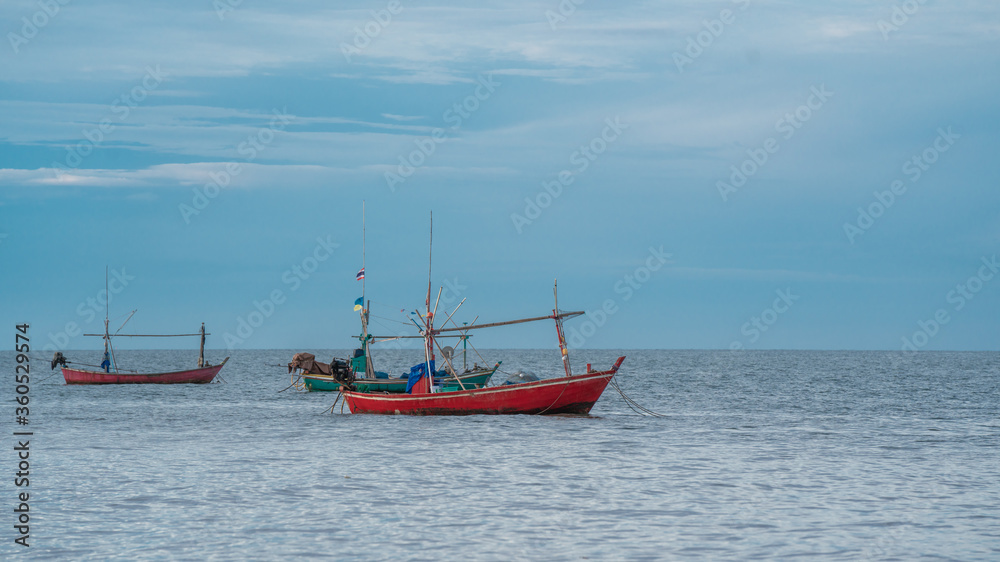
[{"left": 3, "top": 349, "right": 998, "bottom": 560}]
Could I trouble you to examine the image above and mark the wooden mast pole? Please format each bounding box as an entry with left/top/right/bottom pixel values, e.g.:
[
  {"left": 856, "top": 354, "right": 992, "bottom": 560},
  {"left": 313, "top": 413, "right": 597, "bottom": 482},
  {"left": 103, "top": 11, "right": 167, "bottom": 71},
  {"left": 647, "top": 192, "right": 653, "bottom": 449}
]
[
  {"left": 554, "top": 280, "right": 572, "bottom": 378},
  {"left": 424, "top": 211, "right": 435, "bottom": 391},
  {"left": 104, "top": 316, "right": 110, "bottom": 371},
  {"left": 105, "top": 266, "right": 119, "bottom": 374},
  {"left": 103, "top": 269, "right": 109, "bottom": 369},
  {"left": 199, "top": 322, "right": 205, "bottom": 367}
]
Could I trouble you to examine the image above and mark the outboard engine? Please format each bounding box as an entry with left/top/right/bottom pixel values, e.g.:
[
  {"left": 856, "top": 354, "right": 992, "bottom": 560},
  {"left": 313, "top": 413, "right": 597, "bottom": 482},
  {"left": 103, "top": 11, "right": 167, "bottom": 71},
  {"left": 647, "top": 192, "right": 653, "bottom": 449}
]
[
  {"left": 330, "top": 358, "right": 356, "bottom": 388},
  {"left": 51, "top": 351, "right": 67, "bottom": 370},
  {"left": 504, "top": 369, "right": 539, "bottom": 385}
]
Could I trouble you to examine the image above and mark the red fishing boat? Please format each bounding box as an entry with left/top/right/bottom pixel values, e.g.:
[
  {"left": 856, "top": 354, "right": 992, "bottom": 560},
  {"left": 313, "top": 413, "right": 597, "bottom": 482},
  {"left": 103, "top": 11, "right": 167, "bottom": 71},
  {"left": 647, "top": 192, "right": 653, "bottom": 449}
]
[
  {"left": 339, "top": 212, "right": 625, "bottom": 416},
  {"left": 343, "top": 357, "right": 624, "bottom": 415},
  {"left": 61, "top": 359, "right": 228, "bottom": 385},
  {"left": 50, "top": 269, "right": 228, "bottom": 385}
]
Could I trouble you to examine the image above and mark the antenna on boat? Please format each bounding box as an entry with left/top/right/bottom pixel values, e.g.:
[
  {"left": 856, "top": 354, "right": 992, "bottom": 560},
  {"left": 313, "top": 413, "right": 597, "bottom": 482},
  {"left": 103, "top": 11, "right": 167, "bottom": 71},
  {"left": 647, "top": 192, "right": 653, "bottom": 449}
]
[
  {"left": 360, "top": 201, "right": 374, "bottom": 378},
  {"left": 427, "top": 211, "right": 433, "bottom": 315},
  {"left": 361, "top": 199, "right": 367, "bottom": 302}
]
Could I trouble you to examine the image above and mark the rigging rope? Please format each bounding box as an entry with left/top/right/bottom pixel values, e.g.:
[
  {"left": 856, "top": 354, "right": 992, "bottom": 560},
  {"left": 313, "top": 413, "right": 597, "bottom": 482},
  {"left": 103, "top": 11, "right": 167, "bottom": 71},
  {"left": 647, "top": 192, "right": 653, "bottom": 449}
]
[
  {"left": 371, "top": 318, "right": 410, "bottom": 340},
  {"left": 370, "top": 314, "right": 413, "bottom": 326}
]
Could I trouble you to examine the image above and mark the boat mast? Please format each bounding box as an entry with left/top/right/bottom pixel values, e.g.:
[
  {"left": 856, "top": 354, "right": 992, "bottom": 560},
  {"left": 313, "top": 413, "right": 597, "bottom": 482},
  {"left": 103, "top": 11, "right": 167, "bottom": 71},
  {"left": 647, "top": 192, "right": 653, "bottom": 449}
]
[
  {"left": 424, "top": 211, "right": 435, "bottom": 390},
  {"left": 361, "top": 201, "right": 374, "bottom": 377},
  {"left": 104, "top": 266, "right": 120, "bottom": 374},
  {"left": 199, "top": 322, "right": 206, "bottom": 367},
  {"left": 362, "top": 200, "right": 366, "bottom": 306},
  {"left": 553, "top": 280, "right": 572, "bottom": 378}
]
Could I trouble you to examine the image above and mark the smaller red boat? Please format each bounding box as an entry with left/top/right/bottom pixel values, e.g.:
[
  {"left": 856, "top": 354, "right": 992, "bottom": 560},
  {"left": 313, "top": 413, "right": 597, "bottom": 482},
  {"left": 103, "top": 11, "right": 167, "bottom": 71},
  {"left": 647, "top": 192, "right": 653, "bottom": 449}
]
[
  {"left": 51, "top": 272, "right": 229, "bottom": 385},
  {"left": 62, "top": 359, "right": 228, "bottom": 385}
]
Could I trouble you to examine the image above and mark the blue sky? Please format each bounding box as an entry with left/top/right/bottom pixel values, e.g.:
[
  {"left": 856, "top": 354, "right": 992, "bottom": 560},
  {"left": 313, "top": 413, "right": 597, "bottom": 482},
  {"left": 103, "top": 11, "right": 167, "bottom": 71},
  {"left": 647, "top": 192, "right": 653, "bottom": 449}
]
[{"left": 1, "top": 0, "right": 998, "bottom": 352}]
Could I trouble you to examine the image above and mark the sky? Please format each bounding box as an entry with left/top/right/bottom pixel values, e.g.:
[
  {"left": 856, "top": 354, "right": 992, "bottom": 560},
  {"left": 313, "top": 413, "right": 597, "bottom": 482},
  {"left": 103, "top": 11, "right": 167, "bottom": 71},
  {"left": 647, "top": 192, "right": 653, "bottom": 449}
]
[{"left": 1, "top": 0, "right": 998, "bottom": 352}]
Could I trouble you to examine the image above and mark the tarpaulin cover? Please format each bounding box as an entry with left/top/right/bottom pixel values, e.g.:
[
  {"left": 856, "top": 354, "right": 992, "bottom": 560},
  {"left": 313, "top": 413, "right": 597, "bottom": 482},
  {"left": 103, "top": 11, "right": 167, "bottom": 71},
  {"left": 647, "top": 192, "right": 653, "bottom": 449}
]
[
  {"left": 405, "top": 360, "right": 435, "bottom": 394},
  {"left": 287, "top": 352, "right": 332, "bottom": 376}
]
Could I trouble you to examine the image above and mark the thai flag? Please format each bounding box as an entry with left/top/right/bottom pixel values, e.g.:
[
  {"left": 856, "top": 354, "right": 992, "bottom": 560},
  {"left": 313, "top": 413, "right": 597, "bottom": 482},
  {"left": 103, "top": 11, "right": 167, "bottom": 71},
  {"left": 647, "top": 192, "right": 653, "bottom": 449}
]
[{"left": 356, "top": 267, "right": 365, "bottom": 280}]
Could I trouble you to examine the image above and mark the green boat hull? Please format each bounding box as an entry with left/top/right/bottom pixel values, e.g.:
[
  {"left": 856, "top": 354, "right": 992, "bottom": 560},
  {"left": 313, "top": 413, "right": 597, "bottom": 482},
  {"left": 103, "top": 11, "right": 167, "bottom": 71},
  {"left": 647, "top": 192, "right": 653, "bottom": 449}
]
[
  {"left": 302, "top": 367, "right": 496, "bottom": 393},
  {"left": 437, "top": 371, "right": 493, "bottom": 391}
]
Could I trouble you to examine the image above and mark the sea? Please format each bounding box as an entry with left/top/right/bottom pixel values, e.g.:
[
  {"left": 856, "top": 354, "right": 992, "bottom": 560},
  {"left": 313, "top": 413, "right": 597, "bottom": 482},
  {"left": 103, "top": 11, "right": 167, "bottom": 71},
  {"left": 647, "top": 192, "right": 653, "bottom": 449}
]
[{"left": 2, "top": 349, "right": 998, "bottom": 560}]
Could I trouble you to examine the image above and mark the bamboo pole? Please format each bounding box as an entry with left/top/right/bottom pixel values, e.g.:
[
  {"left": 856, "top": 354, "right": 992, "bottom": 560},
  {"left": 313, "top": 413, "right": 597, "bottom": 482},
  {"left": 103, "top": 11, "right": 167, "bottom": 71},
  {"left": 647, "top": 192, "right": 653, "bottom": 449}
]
[
  {"left": 439, "top": 298, "right": 466, "bottom": 331},
  {"left": 425, "top": 212, "right": 434, "bottom": 391},
  {"left": 432, "top": 311, "right": 584, "bottom": 334},
  {"left": 83, "top": 333, "right": 209, "bottom": 337},
  {"left": 433, "top": 339, "right": 467, "bottom": 390}
]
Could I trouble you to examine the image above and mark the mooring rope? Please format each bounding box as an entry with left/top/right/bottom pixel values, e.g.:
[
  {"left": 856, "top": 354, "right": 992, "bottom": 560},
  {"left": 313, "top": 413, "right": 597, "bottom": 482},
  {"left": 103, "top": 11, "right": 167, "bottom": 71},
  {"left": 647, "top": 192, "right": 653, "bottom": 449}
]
[
  {"left": 327, "top": 390, "right": 342, "bottom": 414},
  {"left": 36, "top": 371, "right": 65, "bottom": 383},
  {"left": 609, "top": 376, "right": 668, "bottom": 417},
  {"left": 278, "top": 375, "right": 303, "bottom": 393}
]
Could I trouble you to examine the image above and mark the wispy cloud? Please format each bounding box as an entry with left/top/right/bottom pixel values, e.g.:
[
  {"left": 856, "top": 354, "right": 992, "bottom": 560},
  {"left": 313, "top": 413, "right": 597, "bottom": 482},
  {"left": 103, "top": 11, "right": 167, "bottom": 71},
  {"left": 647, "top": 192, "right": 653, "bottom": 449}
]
[
  {"left": 381, "top": 113, "right": 425, "bottom": 121},
  {"left": 0, "top": 163, "right": 353, "bottom": 188}
]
